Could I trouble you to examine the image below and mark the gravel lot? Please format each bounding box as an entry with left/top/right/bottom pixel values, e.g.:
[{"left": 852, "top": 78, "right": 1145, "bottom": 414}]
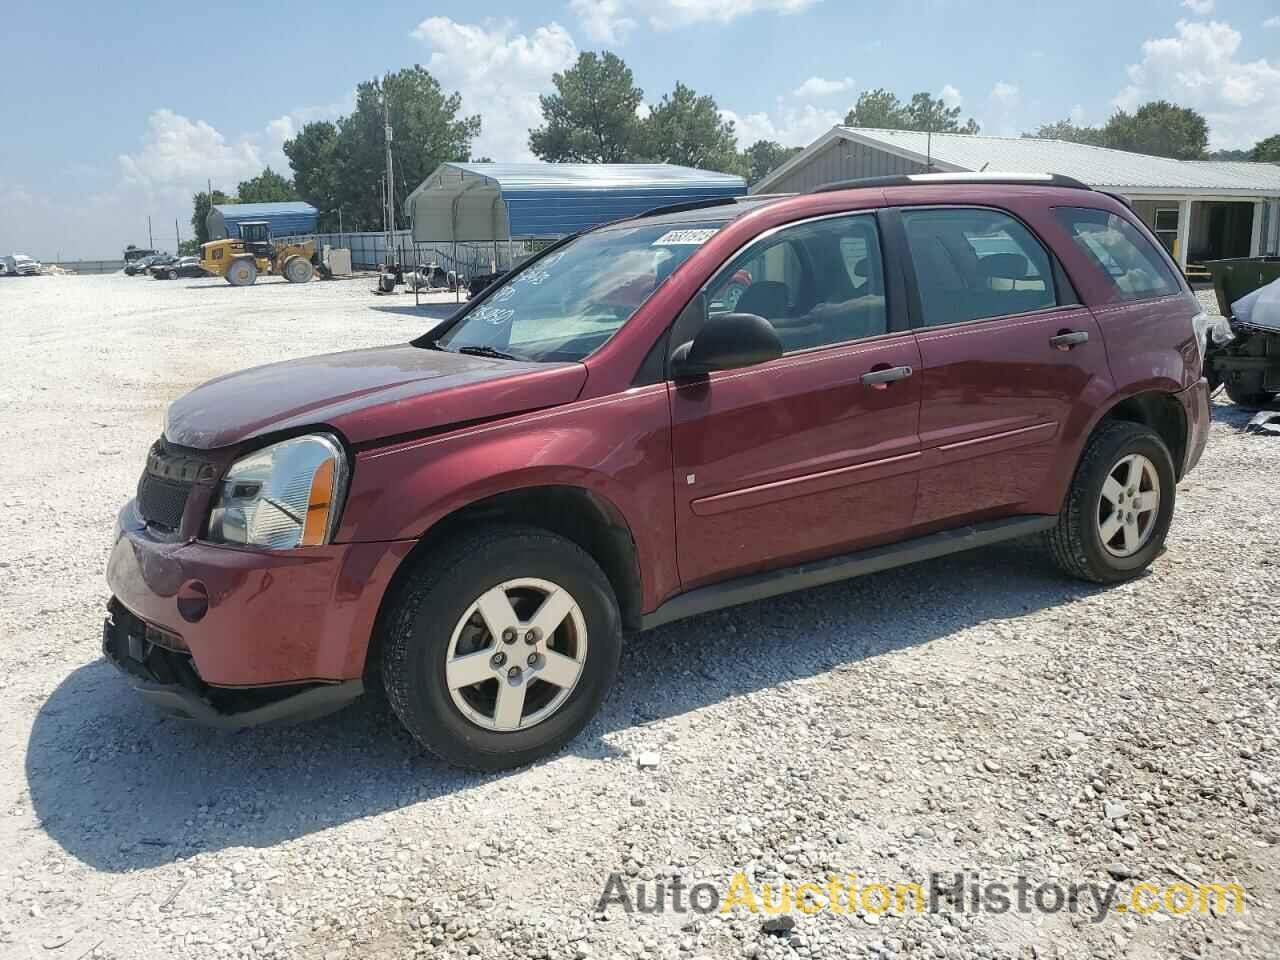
[{"left": 0, "top": 274, "right": 1277, "bottom": 960}]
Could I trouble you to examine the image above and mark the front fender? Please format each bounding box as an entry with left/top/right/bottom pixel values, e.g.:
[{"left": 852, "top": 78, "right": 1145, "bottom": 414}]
[{"left": 335, "top": 386, "right": 679, "bottom": 611}]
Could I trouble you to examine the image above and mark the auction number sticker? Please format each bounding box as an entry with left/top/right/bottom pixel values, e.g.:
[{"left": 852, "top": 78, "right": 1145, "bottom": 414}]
[{"left": 653, "top": 229, "right": 718, "bottom": 246}]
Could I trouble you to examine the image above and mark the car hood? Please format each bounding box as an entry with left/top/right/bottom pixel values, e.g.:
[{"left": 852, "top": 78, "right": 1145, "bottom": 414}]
[{"left": 164, "top": 344, "right": 588, "bottom": 449}]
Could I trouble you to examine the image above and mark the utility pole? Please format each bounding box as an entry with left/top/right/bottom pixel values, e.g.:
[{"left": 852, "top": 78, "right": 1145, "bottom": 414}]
[
  {"left": 147, "top": 216, "right": 154, "bottom": 251},
  {"left": 175, "top": 219, "right": 180, "bottom": 254},
  {"left": 383, "top": 91, "right": 397, "bottom": 268}
]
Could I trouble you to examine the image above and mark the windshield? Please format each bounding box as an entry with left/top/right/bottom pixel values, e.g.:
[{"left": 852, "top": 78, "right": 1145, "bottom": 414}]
[{"left": 434, "top": 221, "right": 723, "bottom": 362}]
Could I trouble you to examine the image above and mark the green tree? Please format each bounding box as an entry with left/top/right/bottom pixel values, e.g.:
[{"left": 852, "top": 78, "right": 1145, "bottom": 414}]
[
  {"left": 177, "top": 238, "right": 201, "bottom": 256},
  {"left": 903, "top": 92, "right": 979, "bottom": 134},
  {"left": 529, "top": 52, "right": 645, "bottom": 162},
  {"left": 1022, "top": 119, "right": 1107, "bottom": 145},
  {"left": 236, "top": 166, "right": 297, "bottom": 203},
  {"left": 1208, "top": 147, "right": 1251, "bottom": 160},
  {"left": 741, "top": 140, "right": 802, "bottom": 186},
  {"left": 641, "top": 82, "right": 742, "bottom": 173},
  {"left": 283, "top": 121, "right": 341, "bottom": 218},
  {"left": 1251, "top": 134, "right": 1280, "bottom": 163},
  {"left": 845, "top": 88, "right": 907, "bottom": 129},
  {"left": 282, "top": 67, "right": 478, "bottom": 232},
  {"left": 1102, "top": 101, "right": 1208, "bottom": 160},
  {"left": 335, "top": 67, "right": 480, "bottom": 230},
  {"left": 190, "top": 188, "right": 233, "bottom": 246},
  {"left": 844, "top": 88, "right": 977, "bottom": 133}
]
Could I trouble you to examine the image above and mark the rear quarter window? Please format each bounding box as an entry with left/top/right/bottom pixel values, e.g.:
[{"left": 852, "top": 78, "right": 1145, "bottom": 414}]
[{"left": 1052, "top": 206, "right": 1180, "bottom": 301}]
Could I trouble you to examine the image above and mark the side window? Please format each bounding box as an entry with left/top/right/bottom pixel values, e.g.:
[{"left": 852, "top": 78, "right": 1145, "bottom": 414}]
[
  {"left": 705, "top": 214, "right": 888, "bottom": 353},
  {"left": 901, "top": 207, "right": 1058, "bottom": 327},
  {"left": 1052, "top": 206, "right": 1180, "bottom": 301}
]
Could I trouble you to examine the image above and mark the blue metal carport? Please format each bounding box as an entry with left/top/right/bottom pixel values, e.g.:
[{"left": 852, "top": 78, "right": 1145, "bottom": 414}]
[
  {"left": 405, "top": 162, "right": 747, "bottom": 243},
  {"left": 207, "top": 202, "right": 320, "bottom": 241}
]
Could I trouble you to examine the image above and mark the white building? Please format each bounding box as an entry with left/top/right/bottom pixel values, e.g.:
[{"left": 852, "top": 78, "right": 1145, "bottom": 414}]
[{"left": 754, "top": 127, "right": 1280, "bottom": 269}]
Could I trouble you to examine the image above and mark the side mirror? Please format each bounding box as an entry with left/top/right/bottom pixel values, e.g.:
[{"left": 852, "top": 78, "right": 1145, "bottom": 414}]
[{"left": 671, "top": 312, "right": 783, "bottom": 380}]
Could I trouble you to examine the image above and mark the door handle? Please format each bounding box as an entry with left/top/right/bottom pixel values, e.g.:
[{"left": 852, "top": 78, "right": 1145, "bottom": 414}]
[
  {"left": 1050, "top": 330, "right": 1089, "bottom": 351},
  {"left": 860, "top": 365, "right": 913, "bottom": 387}
]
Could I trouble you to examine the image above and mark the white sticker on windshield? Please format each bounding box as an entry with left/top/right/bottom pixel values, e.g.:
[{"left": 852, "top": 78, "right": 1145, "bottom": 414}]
[{"left": 653, "top": 228, "right": 718, "bottom": 247}]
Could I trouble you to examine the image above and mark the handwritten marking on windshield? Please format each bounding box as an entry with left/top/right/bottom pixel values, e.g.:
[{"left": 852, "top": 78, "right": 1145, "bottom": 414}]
[{"left": 474, "top": 306, "right": 516, "bottom": 325}]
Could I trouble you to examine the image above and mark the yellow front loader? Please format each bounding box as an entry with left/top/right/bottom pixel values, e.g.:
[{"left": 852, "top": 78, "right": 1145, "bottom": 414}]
[{"left": 200, "top": 220, "right": 320, "bottom": 287}]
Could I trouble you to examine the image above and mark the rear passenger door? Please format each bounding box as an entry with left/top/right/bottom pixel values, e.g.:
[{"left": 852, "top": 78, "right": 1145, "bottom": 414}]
[
  {"left": 670, "top": 212, "right": 923, "bottom": 588},
  {"left": 894, "top": 205, "right": 1111, "bottom": 527}
]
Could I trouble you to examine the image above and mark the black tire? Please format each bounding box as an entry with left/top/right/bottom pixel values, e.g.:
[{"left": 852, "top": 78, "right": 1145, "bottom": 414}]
[
  {"left": 167, "top": 269, "right": 178, "bottom": 280},
  {"left": 1047, "top": 421, "right": 1177, "bottom": 584},
  {"left": 380, "top": 525, "right": 621, "bottom": 771},
  {"left": 226, "top": 258, "right": 258, "bottom": 287},
  {"left": 1222, "top": 376, "right": 1275, "bottom": 409},
  {"left": 283, "top": 255, "right": 314, "bottom": 284}
]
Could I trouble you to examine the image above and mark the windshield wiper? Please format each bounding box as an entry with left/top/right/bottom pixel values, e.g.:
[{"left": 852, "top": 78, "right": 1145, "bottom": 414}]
[{"left": 455, "top": 345, "right": 523, "bottom": 361}]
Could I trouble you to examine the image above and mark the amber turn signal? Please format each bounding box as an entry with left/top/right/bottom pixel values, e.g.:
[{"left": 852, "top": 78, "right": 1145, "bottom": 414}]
[{"left": 300, "top": 458, "right": 336, "bottom": 547}]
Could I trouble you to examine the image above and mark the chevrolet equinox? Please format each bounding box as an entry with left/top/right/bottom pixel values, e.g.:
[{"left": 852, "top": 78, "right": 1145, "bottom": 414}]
[{"left": 104, "top": 173, "right": 1220, "bottom": 769}]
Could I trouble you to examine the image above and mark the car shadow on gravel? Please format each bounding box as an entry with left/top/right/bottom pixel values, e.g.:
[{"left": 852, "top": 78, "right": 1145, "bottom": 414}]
[{"left": 27, "top": 536, "right": 1104, "bottom": 872}]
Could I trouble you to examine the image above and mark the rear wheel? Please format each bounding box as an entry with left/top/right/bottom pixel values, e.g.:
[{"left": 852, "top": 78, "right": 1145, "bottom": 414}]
[
  {"left": 167, "top": 269, "right": 178, "bottom": 280},
  {"left": 226, "top": 258, "right": 258, "bottom": 287},
  {"left": 283, "top": 255, "right": 314, "bottom": 284},
  {"left": 380, "top": 525, "right": 621, "bottom": 770},
  {"left": 1047, "top": 421, "right": 1176, "bottom": 584}
]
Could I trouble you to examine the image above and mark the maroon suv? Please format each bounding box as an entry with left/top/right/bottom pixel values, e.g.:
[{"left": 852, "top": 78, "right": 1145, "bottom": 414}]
[{"left": 104, "top": 173, "right": 1221, "bottom": 769}]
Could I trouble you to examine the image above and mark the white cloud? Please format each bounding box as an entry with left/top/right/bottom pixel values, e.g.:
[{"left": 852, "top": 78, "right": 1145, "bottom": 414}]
[
  {"left": 1181, "top": 0, "right": 1214, "bottom": 14},
  {"left": 411, "top": 17, "right": 578, "bottom": 162},
  {"left": 1115, "top": 18, "right": 1280, "bottom": 148},
  {"left": 721, "top": 103, "right": 847, "bottom": 148},
  {"left": 117, "top": 109, "right": 266, "bottom": 189},
  {"left": 940, "top": 84, "right": 963, "bottom": 109},
  {"left": 978, "top": 82, "right": 1023, "bottom": 137},
  {"left": 2, "top": 101, "right": 349, "bottom": 261},
  {"left": 569, "top": 0, "right": 818, "bottom": 37},
  {"left": 791, "top": 76, "right": 854, "bottom": 98},
  {"left": 569, "top": 0, "right": 637, "bottom": 44},
  {"left": 990, "top": 81, "right": 1021, "bottom": 107},
  {"left": 650, "top": 0, "right": 819, "bottom": 27},
  {"left": 1264, "top": 15, "right": 1280, "bottom": 28}
]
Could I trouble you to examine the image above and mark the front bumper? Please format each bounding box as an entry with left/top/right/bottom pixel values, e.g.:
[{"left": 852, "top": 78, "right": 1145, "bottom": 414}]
[
  {"left": 105, "top": 499, "right": 414, "bottom": 693},
  {"left": 103, "top": 600, "right": 365, "bottom": 726},
  {"left": 1177, "top": 377, "right": 1211, "bottom": 477}
]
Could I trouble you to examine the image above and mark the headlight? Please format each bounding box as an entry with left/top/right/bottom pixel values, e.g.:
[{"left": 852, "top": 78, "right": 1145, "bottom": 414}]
[
  {"left": 1191, "top": 311, "right": 1234, "bottom": 365},
  {"left": 207, "top": 434, "right": 348, "bottom": 549}
]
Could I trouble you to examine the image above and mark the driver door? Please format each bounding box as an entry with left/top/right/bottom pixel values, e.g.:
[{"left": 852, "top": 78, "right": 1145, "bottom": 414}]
[{"left": 669, "top": 212, "right": 923, "bottom": 588}]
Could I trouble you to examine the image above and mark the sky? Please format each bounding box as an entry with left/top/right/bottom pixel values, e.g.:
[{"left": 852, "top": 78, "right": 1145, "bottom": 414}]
[{"left": 2, "top": 0, "right": 1278, "bottom": 260}]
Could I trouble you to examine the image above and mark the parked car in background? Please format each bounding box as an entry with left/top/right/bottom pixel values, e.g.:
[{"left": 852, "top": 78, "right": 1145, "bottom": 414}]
[
  {"left": 1, "top": 254, "right": 42, "bottom": 276},
  {"left": 150, "top": 256, "right": 208, "bottom": 280},
  {"left": 104, "top": 173, "right": 1221, "bottom": 771},
  {"left": 123, "top": 247, "right": 158, "bottom": 266},
  {"left": 126, "top": 253, "right": 172, "bottom": 276}
]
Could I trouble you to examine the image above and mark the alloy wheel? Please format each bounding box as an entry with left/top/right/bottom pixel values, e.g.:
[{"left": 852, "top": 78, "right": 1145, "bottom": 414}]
[
  {"left": 444, "top": 578, "right": 588, "bottom": 732},
  {"left": 1097, "top": 453, "right": 1161, "bottom": 558}
]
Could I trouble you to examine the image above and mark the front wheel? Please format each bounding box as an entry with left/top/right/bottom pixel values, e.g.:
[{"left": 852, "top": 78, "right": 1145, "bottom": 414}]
[
  {"left": 1047, "top": 421, "right": 1176, "bottom": 584},
  {"left": 167, "top": 269, "right": 178, "bottom": 280},
  {"left": 380, "top": 525, "right": 621, "bottom": 770},
  {"left": 283, "top": 255, "right": 314, "bottom": 284},
  {"left": 226, "top": 258, "right": 258, "bottom": 287}
]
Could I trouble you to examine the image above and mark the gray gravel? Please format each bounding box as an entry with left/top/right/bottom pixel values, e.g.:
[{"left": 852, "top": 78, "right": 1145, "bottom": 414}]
[{"left": 0, "top": 275, "right": 1277, "bottom": 960}]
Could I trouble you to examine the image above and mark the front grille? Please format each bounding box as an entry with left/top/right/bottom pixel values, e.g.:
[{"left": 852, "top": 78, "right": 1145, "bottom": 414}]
[{"left": 135, "top": 439, "right": 216, "bottom": 531}]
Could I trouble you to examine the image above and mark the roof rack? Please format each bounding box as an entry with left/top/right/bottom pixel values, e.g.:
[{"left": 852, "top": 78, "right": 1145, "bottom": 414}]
[
  {"left": 809, "top": 172, "right": 1093, "bottom": 194},
  {"left": 638, "top": 196, "right": 742, "bottom": 218}
]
